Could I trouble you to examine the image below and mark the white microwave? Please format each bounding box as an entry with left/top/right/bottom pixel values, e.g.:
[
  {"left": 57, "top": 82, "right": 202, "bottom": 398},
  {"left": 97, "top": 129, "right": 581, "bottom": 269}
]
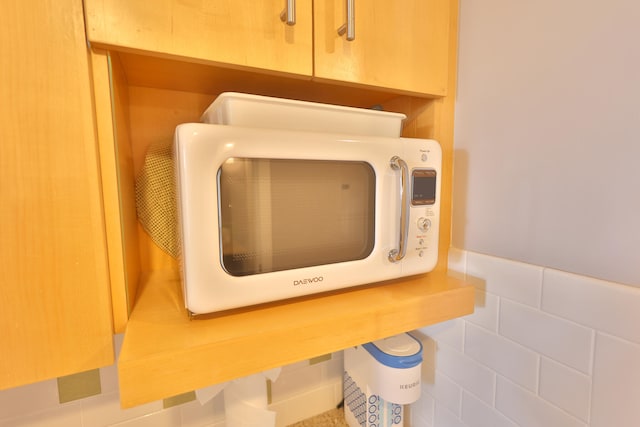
[{"left": 174, "top": 93, "right": 441, "bottom": 315}]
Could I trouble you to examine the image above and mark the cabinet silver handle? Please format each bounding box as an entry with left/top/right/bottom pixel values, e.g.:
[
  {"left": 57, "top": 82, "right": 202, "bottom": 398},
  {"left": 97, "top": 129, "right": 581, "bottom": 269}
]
[
  {"left": 337, "top": 0, "right": 355, "bottom": 41},
  {"left": 280, "top": 0, "right": 296, "bottom": 26},
  {"left": 389, "top": 156, "right": 409, "bottom": 263}
]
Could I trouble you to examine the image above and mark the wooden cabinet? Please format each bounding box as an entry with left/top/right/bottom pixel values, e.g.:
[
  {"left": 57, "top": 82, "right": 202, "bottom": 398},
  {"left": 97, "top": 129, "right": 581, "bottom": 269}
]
[
  {"left": 0, "top": 0, "right": 114, "bottom": 389},
  {"left": 314, "top": 0, "right": 450, "bottom": 96},
  {"left": 0, "top": 0, "right": 466, "bottom": 402},
  {"left": 84, "top": 0, "right": 449, "bottom": 96},
  {"left": 84, "top": 0, "right": 314, "bottom": 76},
  {"left": 82, "top": 0, "right": 469, "bottom": 407}
]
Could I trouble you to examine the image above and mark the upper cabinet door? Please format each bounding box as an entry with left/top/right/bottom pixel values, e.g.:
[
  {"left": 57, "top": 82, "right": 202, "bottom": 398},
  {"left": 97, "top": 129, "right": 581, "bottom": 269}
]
[
  {"left": 313, "top": 0, "right": 450, "bottom": 96},
  {"left": 84, "top": 0, "right": 449, "bottom": 95},
  {"left": 84, "top": 0, "right": 314, "bottom": 76},
  {"left": 0, "top": 0, "right": 114, "bottom": 388}
]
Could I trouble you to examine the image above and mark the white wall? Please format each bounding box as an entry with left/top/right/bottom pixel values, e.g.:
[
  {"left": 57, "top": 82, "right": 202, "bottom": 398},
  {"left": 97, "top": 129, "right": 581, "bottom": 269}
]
[
  {"left": 451, "top": 0, "right": 640, "bottom": 287},
  {"left": 423, "top": 1, "right": 640, "bottom": 426}
]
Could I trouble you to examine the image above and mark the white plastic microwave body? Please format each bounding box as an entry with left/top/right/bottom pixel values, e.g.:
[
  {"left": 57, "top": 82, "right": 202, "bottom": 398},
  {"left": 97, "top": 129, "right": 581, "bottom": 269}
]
[{"left": 174, "top": 123, "right": 442, "bottom": 314}]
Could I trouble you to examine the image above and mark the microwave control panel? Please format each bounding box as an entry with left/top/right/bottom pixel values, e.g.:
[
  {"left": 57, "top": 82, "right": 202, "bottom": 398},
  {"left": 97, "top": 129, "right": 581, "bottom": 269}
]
[
  {"left": 411, "top": 168, "right": 438, "bottom": 261},
  {"left": 400, "top": 141, "right": 441, "bottom": 272}
]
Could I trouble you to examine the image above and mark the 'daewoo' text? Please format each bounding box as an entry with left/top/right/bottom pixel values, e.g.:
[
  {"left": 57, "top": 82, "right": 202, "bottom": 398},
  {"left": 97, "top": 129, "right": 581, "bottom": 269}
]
[{"left": 293, "top": 276, "right": 324, "bottom": 286}]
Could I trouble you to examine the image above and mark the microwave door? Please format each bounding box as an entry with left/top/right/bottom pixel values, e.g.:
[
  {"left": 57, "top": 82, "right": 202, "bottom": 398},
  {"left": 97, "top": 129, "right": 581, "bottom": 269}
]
[
  {"left": 218, "top": 157, "right": 273, "bottom": 274},
  {"left": 218, "top": 158, "right": 376, "bottom": 277}
]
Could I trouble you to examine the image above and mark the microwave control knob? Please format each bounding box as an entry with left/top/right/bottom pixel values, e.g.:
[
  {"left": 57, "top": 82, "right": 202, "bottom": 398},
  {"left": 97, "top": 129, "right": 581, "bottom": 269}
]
[{"left": 417, "top": 217, "right": 431, "bottom": 232}]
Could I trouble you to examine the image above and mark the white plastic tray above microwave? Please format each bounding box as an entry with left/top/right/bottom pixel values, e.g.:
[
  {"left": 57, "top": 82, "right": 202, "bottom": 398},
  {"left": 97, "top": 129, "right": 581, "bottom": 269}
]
[{"left": 200, "top": 92, "right": 406, "bottom": 138}]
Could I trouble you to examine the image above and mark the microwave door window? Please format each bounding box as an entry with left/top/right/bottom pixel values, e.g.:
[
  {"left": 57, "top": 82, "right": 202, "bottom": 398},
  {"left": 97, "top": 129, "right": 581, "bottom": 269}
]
[{"left": 218, "top": 158, "right": 375, "bottom": 276}]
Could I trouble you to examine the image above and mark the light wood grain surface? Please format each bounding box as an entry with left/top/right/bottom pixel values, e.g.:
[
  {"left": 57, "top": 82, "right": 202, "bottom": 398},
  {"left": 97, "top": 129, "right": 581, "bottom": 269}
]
[
  {"left": 0, "top": 0, "right": 113, "bottom": 388},
  {"left": 313, "top": 0, "right": 450, "bottom": 96},
  {"left": 117, "top": 270, "right": 473, "bottom": 407},
  {"left": 84, "top": 0, "right": 314, "bottom": 77}
]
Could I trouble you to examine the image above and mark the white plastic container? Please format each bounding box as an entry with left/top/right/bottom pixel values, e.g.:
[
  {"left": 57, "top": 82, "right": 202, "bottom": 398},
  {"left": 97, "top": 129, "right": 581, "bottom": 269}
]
[
  {"left": 344, "top": 333, "right": 423, "bottom": 427},
  {"left": 201, "top": 92, "right": 406, "bottom": 137}
]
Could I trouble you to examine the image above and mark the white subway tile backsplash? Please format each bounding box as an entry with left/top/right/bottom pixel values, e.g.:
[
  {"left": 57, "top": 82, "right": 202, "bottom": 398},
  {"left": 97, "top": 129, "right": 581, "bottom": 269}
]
[
  {"left": 590, "top": 333, "right": 640, "bottom": 427},
  {"left": 80, "top": 392, "right": 163, "bottom": 427},
  {"left": 270, "top": 361, "right": 326, "bottom": 401},
  {"left": 542, "top": 269, "right": 640, "bottom": 345},
  {"left": 0, "top": 403, "right": 83, "bottom": 427},
  {"left": 0, "top": 379, "right": 60, "bottom": 421},
  {"left": 179, "top": 394, "right": 224, "bottom": 427},
  {"left": 448, "top": 247, "right": 467, "bottom": 275},
  {"left": 100, "top": 334, "right": 125, "bottom": 396},
  {"left": 539, "top": 357, "right": 591, "bottom": 421},
  {"left": 423, "top": 370, "right": 462, "bottom": 416},
  {"left": 495, "top": 377, "right": 586, "bottom": 427},
  {"left": 322, "top": 352, "right": 344, "bottom": 380},
  {"left": 99, "top": 364, "right": 119, "bottom": 396},
  {"left": 433, "top": 343, "right": 495, "bottom": 405},
  {"left": 409, "top": 389, "right": 435, "bottom": 426},
  {"left": 110, "top": 407, "right": 181, "bottom": 427},
  {"left": 499, "top": 299, "right": 594, "bottom": 374},
  {"left": 410, "top": 414, "right": 433, "bottom": 427},
  {"left": 433, "top": 404, "right": 467, "bottom": 427},
  {"left": 461, "top": 391, "right": 518, "bottom": 427},
  {"left": 419, "top": 318, "right": 465, "bottom": 352},
  {"left": 464, "top": 323, "right": 538, "bottom": 391},
  {"left": 420, "top": 335, "right": 438, "bottom": 369},
  {"left": 434, "top": 249, "right": 640, "bottom": 427},
  {"left": 464, "top": 288, "right": 500, "bottom": 332},
  {"left": 466, "top": 251, "right": 543, "bottom": 308}
]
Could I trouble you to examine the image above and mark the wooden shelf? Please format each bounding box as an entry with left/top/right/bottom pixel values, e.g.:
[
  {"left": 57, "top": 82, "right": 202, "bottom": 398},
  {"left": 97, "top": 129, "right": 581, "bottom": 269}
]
[{"left": 117, "top": 270, "right": 474, "bottom": 407}]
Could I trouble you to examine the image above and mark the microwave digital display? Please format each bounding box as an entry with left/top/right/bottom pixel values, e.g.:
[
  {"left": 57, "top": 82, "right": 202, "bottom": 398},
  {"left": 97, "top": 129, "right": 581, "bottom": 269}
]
[{"left": 411, "top": 169, "right": 437, "bottom": 205}]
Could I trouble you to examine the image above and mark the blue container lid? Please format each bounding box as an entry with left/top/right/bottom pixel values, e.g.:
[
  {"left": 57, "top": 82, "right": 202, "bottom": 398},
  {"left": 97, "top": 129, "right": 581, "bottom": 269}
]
[{"left": 362, "top": 333, "right": 423, "bottom": 369}]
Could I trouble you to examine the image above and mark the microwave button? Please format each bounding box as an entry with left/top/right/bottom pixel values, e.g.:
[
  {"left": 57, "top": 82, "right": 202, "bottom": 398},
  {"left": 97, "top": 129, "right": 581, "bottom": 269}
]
[{"left": 417, "top": 217, "right": 431, "bottom": 232}]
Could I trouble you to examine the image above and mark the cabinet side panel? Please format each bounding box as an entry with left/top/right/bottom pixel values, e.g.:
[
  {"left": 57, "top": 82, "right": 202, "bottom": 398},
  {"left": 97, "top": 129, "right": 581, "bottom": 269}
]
[
  {"left": 109, "top": 53, "right": 143, "bottom": 314},
  {"left": 430, "top": 0, "right": 460, "bottom": 272},
  {"left": 90, "top": 49, "right": 130, "bottom": 332}
]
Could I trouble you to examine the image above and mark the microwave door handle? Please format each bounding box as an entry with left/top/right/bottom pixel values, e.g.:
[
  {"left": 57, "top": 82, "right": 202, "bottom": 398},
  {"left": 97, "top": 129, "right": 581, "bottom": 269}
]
[{"left": 388, "top": 156, "right": 410, "bottom": 263}]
